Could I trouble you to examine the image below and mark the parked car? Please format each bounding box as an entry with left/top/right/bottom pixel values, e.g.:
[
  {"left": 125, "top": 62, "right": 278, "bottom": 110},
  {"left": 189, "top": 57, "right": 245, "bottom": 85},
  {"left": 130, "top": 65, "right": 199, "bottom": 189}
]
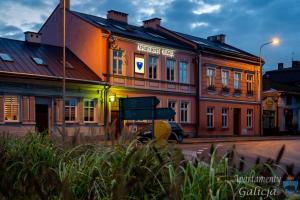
[{"left": 137, "top": 122, "right": 184, "bottom": 143}]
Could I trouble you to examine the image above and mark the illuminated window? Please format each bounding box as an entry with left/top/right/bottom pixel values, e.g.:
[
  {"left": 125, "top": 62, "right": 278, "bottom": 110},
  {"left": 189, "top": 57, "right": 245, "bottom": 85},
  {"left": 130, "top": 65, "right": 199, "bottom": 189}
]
[
  {"left": 0, "top": 53, "right": 13, "bottom": 62},
  {"left": 234, "top": 72, "right": 241, "bottom": 89},
  {"left": 246, "top": 74, "right": 254, "bottom": 93},
  {"left": 180, "top": 102, "right": 189, "bottom": 123},
  {"left": 113, "top": 50, "right": 122, "bottom": 74},
  {"left": 207, "top": 107, "right": 214, "bottom": 128},
  {"left": 179, "top": 62, "right": 187, "bottom": 83},
  {"left": 65, "top": 99, "right": 76, "bottom": 122},
  {"left": 207, "top": 68, "right": 215, "bottom": 87},
  {"left": 166, "top": 59, "right": 175, "bottom": 81},
  {"left": 168, "top": 100, "right": 176, "bottom": 121},
  {"left": 32, "top": 57, "right": 45, "bottom": 65},
  {"left": 148, "top": 56, "right": 157, "bottom": 79},
  {"left": 222, "top": 108, "right": 228, "bottom": 128},
  {"left": 222, "top": 70, "right": 229, "bottom": 87},
  {"left": 247, "top": 109, "right": 253, "bottom": 128},
  {"left": 4, "top": 96, "right": 19, "bottom": 122},
  {"left": 84, "top": 99, "right": 95, "bottom": 122}
]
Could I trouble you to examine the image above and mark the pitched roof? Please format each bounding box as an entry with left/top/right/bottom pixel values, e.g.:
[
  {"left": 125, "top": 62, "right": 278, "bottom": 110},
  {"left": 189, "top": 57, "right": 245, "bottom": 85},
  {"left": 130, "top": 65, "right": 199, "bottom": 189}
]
[
  {"left": 70, "top": 11, "right": 192, "bottom": 51},
  {"left": 264, "top": 68, "right": 300, "bottom": 84},
  {"left": 0, "top": 37, "right": 102, "bottom": 83},
  {"left": 263, "top": 78, "right": 300, "bottom": 94}
]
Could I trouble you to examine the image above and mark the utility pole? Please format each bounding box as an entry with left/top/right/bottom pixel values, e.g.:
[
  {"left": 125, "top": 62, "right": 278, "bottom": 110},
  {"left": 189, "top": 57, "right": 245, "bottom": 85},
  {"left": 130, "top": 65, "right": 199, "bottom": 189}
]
[{"left": 62, "top": 0, "right": 66, "bottom": 141}]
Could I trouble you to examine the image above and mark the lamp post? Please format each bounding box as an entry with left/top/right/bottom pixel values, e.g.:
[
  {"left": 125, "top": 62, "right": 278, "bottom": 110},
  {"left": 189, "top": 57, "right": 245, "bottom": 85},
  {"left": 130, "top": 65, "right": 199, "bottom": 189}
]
[{"left": 259, "top": 37, "right": 280, "bottom": 136}]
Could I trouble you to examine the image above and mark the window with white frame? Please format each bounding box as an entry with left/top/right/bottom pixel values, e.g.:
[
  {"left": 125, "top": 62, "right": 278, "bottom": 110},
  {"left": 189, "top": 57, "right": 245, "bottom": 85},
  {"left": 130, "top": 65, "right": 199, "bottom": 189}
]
[
  {"left": 179, "top": 61, "right": 187, "bottom": 83},
  {"left": 222, "top": 108, "right": 228, "bottom": 128},
  {"left": 246, "top": 74, "right": 254, "bottom": 93},
  {"left": 168, "top": 100, "right": 176, "bottom": 121},
  {"left": 222, "top": 70, "right": 229, "bottom": 87},
  {"left": 207, "top": 107, "right": 214, "bottom": 128},
  {"left": 166, "top": 59, "right": 175, "bottom": 81},
  {"left": 4, "top": 96, "right": 19, "bottom": 122},
  {"left": 247, "top": 109, "right": 253, "bottom": 128},
  {"left": 112, "top": 50, "right": 122, "bottom": 74},
  {"left": 207, "top": 68, "right": 215, "bottom": 87},
  {"left": 180, "top": 102, "right": 189, "bottom": 122},
  {"left": 84, "top": 99, "right": 95, "bottom": 122},
  {"left": 234, "top": 72, "right": 241, "bottom": 89},
  {"left": 65, "top": 99, "right": 77, "bottom": 122},
  {"left": 149, "top": 56, "right": 157, "bottom": 79}
]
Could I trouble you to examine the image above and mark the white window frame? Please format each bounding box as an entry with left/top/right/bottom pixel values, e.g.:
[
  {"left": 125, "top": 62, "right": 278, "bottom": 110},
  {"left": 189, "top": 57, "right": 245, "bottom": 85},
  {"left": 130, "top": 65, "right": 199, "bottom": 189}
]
[
  {"left": 207, "top": 107, "right": 214, "bottom": 128},
  {"left": 221, "top": 108, "right": 228, "bottom": 128},
  {"left": 65, "top": 98, "right": 77, "bottom": 123},
  {"left": 83, "top": 99, "right": 96, "bottom": 123},
  {"left": 4, "top": 96, "right": 20, "bottom": 122},
  {"left": 180, "top": 101, "right": 189, "bottom": 123},
  {"left": 246, "top": 74, "right": 254, "bottom": 93},
  {"left": 179, "top": 61, "right": 188, "bottom": 83},
  {"left": 247, "top": 109, "right": 253, "bottom": 128},
  {"left": 207, "top": 68, "right": 215, "bottom": 87},
  {"left": 168, "top": 100, "right": 176, "bottom": 122},
  {"left": 112, "top": 49, "right": 123, "bottom": 75},
  {"left": 148, "top": 55, "right": 157, "bottom": 79},
  {"left": 221, "top": 70, "right": 229, "bottom": 87},
  {"left": 166, "top": 59, "right": 175, "bottom": 82},
  {"left": 234, "top": 72, "right": 242, "bottom": 89}
]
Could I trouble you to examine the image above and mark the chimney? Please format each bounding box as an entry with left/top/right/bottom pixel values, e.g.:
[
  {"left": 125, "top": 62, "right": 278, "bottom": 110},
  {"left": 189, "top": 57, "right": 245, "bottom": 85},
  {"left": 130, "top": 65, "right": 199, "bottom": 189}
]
[
  {"left": 292, "top": 61, "right": 300, "bottom": 69},
  {"left": 107, "top": 10, "right": 128, "bottom": 23},
  {"left": 278, "top": 63, "right": 284, "bottom": 70},
  {"left": 143, "top": 18, "right": 161, "bottom": 29},
  {"left": 207, "top": 34, "right": 226, "bottom": 43},
  {"left": 59, "top": 0, "right": 70, "bottom": 9},
  {"left": 24, "top": 32, "right": 42, "bottom": 44}
]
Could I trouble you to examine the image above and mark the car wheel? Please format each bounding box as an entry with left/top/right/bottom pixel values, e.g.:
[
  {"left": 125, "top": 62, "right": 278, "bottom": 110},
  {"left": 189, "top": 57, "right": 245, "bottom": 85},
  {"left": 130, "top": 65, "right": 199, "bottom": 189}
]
[{"left": 177, "top": 134, "right": 183, "bottom": 143}]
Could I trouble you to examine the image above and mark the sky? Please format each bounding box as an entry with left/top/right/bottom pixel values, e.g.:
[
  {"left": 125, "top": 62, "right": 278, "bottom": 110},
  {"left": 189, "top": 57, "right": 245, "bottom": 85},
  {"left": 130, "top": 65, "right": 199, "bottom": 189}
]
[{"left": 0, "top": 0, "right": 299, "bottom": 72}]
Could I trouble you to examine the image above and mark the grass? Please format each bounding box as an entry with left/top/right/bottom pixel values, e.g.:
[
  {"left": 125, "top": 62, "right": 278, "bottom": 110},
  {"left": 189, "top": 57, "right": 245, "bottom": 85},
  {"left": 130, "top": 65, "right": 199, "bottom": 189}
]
[{"left": 0, "top": 133, "right": 290, "bottom": 200}]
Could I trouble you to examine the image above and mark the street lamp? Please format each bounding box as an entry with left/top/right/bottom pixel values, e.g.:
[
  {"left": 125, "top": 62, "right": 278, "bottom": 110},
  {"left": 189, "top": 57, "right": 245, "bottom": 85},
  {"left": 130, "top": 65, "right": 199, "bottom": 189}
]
[{"left": 259, "top": 37, "right": 280, "bottom": 136}]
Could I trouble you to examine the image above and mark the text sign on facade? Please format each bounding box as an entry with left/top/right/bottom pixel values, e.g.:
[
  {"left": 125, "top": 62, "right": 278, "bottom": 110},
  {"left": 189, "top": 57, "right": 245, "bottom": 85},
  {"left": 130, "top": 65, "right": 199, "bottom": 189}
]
[
  {"left": 120, "top": 96, "right": 159, "bottom": 110},
  {"left": 137, "top": 43, "right": 175, "bottom": 57},
  {"left": 122, "top": 108, "right": 176, "bottom": 120}
]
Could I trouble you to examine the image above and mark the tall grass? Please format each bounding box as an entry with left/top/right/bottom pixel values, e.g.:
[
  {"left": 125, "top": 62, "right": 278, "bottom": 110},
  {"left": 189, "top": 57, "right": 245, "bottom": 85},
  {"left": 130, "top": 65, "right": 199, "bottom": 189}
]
[{"left": 0, "top": 133, "right": 287, "bottom": 199}]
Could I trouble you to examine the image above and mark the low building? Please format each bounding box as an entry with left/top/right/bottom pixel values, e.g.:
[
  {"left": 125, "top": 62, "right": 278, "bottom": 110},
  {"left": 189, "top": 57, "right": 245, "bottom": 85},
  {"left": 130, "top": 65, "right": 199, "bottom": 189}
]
[{"left": 263, "top": 62, "right": 300, "bottom": 135}]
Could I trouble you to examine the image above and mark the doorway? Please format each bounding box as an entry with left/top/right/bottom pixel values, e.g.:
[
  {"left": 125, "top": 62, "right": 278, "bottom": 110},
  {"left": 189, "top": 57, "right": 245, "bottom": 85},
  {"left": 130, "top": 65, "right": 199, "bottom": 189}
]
[
  {"left": 111, "top": 111, "right": 120, "bottom": 137},
  {"left": 233, "top": 108, "right": 241, "bottom": 135},
  {"left": 36, "top": 104, "right": 49, "bottom": 133}
]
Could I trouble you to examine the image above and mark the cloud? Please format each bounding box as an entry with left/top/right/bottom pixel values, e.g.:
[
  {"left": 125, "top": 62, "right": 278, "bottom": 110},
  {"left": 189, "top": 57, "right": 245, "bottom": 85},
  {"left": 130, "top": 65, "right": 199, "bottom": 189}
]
[
  {"left": 190, "top": 22, "right": 209, "bottom": 29},
  {"left": 191, "top": 1, "right": 221, "bottom": 15}
]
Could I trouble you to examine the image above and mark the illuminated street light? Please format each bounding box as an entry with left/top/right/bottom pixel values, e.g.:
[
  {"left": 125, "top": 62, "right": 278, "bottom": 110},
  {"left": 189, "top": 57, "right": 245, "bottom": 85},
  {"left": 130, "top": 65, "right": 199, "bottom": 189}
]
[
  {"left": 109, "top": 94, "right": 116, "bottom": 103},
  {"left": 259, "top": 37, "right": 280, "bottom": 136}
]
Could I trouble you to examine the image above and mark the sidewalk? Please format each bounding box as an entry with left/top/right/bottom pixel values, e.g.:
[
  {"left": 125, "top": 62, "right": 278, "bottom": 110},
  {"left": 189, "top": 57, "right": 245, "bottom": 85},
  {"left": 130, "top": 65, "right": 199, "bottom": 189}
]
[{"left": 183, "top": 135, "right": 300, "bottom": 144}]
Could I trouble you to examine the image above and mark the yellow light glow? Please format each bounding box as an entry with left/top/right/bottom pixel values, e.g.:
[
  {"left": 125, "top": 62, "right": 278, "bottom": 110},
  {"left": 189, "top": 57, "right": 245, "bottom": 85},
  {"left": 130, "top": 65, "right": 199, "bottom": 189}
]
[
  {"left": 272, "top": 37, "right": 280, "bottom": 45},
  {"left": 109, "top": 95, "right": 116, "bottom": 103}
]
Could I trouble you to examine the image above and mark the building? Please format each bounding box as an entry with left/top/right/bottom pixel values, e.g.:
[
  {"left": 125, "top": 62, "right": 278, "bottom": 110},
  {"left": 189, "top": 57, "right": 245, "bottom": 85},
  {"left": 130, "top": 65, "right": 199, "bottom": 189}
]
[
  {"left": 0, "top": 33, "right": 107, "bottom": 137},
  {"left": 0, "top": 0, "right": 262, "bottom": 137},
  {"left": 263, "top": 62, "right": 300, "bottom": 135}
]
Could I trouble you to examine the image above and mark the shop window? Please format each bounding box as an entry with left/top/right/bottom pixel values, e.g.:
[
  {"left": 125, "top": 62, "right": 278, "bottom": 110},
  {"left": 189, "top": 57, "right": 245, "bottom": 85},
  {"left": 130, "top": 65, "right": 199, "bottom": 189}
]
[{"left": 4, "top": 96, "right": 19, "bottom": 122}]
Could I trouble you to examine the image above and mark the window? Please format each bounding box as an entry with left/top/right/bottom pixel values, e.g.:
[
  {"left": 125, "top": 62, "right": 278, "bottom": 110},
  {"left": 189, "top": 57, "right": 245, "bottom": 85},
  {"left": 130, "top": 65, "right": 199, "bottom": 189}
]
[
  {"left": 113, "top": 50, "right": 122, "bottom": 74},
  {"left": 65, "top": 99, "right": 76, "bottom": 122},
  {"left": 180, "top": 102, "right": 189, "bottom": 122},
  {"left": 247, "top": 109, "right": 253, "bottom": 128},
  {"left": 246, "top": 74, "right": 253, "bottom": 93},
  {"left": 207, "top": 107, "right": 214, "bottom": 128},
  {"left": 222, "top": 108, "right": 228, "bottom": 128},
  {"left": 0, "top": 53, "right": 13, "bottom": 62},
  {"left": 32, "top": 57, "right": 45, "bottom": 65},
  {"left": 207, "top": 68, "right": 215, "bottom": 87},
  {"left": 84, "top": 99, "right": 95, "bottom": 122},
  {"left": 4, "top": 96, "right": 19, "bottom": 121},
  {"left": 234, "top": 72, "right": 241, "bottom": 89},
  {"left": 222, "top": 70, "right": 229, "bottom": 87},
  {"left": 148, "top": 56, "right": 157, "bottom": 79},
  {"left": 168, "top": 100, "right": 176, "bottom": 121},
  {"left": 179, "top": 62, "right": 187, "bottom": 83},
  {"left": 166, "top": 59, "right": 175, "bottom": 81}
]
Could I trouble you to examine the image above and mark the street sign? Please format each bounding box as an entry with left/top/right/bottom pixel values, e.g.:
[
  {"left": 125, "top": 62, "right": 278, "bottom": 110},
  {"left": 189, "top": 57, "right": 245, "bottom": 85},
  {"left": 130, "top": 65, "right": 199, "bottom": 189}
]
[
  {"left": 122, "top": 108, "right": 176, "bottom": 120},
  {"left": 120, "top": 96, "right": 159, "bottom": 109}
]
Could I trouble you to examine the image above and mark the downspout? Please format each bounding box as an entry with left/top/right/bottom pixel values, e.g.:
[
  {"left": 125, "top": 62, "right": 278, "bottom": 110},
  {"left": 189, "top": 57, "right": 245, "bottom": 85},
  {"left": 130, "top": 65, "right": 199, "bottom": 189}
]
[
  {"left": 196, "top": 49, "right": 203, "bottom": 137},
  {"left": 104, "top": 85, "right": 111, "bottom": 128}
]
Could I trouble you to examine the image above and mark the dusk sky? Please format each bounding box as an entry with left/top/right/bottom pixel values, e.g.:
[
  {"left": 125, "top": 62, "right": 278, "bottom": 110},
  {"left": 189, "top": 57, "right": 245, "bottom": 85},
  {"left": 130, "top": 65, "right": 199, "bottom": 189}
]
[{"left": 0, "top": 0, "right": 299, "bottom": 72}]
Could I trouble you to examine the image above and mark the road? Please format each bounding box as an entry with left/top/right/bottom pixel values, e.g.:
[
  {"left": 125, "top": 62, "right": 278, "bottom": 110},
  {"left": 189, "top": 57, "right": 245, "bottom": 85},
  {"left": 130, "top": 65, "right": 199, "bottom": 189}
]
[{"left": 179, "top": 139, "right": 300, "bottom": 175}]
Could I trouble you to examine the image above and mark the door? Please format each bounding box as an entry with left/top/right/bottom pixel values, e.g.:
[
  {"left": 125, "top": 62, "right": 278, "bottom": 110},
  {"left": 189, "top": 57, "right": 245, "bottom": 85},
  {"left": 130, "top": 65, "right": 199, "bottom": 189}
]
[
  {"left": 36, "top": 104, "right": 49, "bottom": 133},
  {"left": 111, "top": 111, "right": 120, "bottom": 137},
  {"left": 233, "top": 108, "right": 241, "bottom": 135}
]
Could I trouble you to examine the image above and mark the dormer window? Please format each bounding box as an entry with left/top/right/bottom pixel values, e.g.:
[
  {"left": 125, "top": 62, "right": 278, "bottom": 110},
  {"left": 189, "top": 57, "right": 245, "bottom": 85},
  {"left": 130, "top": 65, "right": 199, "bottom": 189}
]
[
  {"left": 0, "top": 53, "right": 13, "bottom": 62},
  {"left": 113, "top": 24, "right": 126, "bottom": 31},
  {"left": 32, "top": 57, "right": 46, "bottom": 65}
]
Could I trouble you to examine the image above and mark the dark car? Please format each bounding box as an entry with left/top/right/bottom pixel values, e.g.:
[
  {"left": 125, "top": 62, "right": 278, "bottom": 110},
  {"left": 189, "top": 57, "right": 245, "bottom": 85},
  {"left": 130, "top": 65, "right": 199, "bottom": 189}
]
[{"left": 137, "top": 122, "right": 184, "bottom": 143}]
